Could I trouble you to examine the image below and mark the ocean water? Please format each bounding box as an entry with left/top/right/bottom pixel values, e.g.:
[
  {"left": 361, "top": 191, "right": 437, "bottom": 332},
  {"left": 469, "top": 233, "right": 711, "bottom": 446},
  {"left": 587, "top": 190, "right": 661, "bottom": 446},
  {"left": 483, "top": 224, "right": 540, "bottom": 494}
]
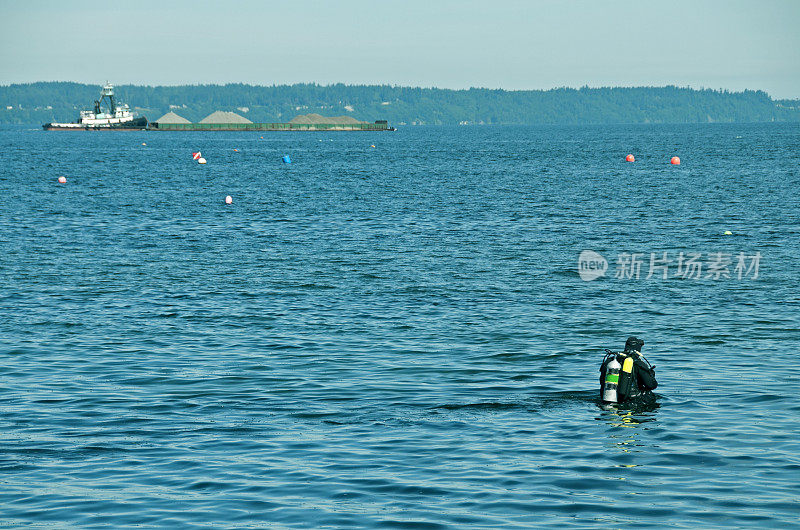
[{"left": 0, "top": 123, "right": 799, "bottom": 528}]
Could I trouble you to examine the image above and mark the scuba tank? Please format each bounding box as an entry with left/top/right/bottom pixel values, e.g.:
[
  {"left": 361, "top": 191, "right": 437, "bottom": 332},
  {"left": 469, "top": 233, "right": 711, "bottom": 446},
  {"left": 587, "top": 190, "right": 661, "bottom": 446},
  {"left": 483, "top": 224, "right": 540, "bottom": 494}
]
[{"left": 602, "top": 354, "right": 622, "bottom": 402}]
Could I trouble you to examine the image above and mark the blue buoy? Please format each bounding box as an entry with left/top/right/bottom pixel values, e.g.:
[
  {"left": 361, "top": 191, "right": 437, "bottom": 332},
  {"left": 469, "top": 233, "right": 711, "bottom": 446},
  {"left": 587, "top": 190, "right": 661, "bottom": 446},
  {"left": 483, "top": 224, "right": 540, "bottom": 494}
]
[{"left": 282, "top": 155, "right": 292, "bottom": 164}]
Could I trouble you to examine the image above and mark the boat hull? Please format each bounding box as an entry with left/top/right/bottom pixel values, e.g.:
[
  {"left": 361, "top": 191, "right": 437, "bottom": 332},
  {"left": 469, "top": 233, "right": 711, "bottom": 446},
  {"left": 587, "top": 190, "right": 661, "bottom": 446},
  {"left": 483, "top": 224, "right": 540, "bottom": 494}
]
[{"left": 43, "top": 117, "right": 148, "bottom": 131}]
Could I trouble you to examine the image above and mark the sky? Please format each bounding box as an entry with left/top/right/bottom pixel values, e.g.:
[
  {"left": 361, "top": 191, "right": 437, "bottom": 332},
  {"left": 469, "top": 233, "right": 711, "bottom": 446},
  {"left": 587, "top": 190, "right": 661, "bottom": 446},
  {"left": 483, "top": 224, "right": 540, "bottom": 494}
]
[{"left": 1, "top": 0, "right": 799, "bottom": 99}]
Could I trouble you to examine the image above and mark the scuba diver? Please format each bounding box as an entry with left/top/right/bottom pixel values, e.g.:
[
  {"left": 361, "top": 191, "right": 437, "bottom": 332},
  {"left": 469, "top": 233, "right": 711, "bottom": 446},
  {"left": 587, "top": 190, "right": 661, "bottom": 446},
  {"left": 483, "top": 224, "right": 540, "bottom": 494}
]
[{"left": 600, "top": 337, "right": 658, "bottom": 403}]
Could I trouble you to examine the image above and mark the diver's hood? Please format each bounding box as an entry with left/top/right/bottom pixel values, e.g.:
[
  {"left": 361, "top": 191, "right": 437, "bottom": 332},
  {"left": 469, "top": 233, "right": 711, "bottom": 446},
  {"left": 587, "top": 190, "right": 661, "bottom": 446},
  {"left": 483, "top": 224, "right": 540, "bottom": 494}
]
[{"left": 624, "top": 336, "right": 644, "bottom": 353}]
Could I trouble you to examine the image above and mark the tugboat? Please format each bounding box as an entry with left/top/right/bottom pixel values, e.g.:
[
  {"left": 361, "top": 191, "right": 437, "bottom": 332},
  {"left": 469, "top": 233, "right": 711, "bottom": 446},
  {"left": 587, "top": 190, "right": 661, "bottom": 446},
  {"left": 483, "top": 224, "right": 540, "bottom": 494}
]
[{"left": 42, "top": 83, "right": 147, "bottom": 130}]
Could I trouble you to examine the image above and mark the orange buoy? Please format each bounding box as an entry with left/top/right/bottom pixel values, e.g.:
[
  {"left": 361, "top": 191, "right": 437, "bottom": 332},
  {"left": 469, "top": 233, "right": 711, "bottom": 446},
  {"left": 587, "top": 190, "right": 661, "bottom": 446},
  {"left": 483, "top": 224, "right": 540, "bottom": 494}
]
[
  {"left": 225, "top": 195, "right": 233, "bottom": 204},
  {"left": 670, "top": 156, "right": 681, "bottom": 165},
  {"left": 58, "top": 176, "right": 67, "bottom": 184},
  {"left": 233, "top": 148, "right": 238, "bottom": 152},
  {"left": 625, "top": 154, "right": 635, "bottom": 162}
]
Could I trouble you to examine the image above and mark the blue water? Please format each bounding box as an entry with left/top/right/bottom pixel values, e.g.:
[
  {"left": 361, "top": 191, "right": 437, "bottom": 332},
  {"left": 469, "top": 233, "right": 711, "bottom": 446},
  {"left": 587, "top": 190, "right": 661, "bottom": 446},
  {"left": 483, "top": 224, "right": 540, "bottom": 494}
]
[{"left": 1, "top": 123, "right": 799, "bottom": 528}]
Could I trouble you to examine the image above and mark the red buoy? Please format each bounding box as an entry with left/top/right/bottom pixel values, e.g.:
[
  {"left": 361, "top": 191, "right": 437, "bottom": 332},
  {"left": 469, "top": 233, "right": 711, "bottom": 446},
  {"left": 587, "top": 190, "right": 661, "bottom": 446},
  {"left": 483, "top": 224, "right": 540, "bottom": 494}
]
[
  {"left": 670, "top": 156, "right": 681, "bottom": 165},
  {"left": 625, "top": 154, "right": 635, "bottom": 162}
]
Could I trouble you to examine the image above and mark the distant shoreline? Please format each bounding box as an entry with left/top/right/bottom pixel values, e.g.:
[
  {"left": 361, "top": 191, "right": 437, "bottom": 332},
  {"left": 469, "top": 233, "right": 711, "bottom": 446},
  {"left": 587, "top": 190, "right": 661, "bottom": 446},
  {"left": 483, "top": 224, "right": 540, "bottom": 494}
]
[
  {"left": 4, "top": 122, "right": 796, "bottom": 131},
  {"left": 2, "top": 82, "right": 799, "bottom": 126}
]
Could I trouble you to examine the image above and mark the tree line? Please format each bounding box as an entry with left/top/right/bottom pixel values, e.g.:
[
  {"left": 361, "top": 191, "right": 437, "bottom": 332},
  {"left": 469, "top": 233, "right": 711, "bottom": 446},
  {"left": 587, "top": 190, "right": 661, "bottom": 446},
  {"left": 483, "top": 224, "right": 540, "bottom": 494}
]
[{"left": 1, "top": 82, "right": 798, "bottom": 125}]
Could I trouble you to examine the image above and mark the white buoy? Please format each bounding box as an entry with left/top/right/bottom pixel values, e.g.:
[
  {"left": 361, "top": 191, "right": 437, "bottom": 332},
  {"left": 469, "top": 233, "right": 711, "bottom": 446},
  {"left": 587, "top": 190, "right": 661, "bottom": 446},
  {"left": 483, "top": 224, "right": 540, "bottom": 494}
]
[
  {"left": 58, "top": 176, "right": 67, "bottom": 184},
  {"left": 198, "top": 157, "right": 207, "bottom": 164},
  {"left": 225, "top": 195, "right": 233, "bottom": 204}
]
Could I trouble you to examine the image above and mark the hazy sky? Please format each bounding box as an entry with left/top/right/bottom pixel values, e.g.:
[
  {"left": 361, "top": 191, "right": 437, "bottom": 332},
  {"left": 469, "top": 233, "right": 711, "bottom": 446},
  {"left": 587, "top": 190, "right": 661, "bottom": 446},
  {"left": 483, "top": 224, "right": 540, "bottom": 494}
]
[{"left": 1, "top": 0, "right": 799, "bottom": 98}]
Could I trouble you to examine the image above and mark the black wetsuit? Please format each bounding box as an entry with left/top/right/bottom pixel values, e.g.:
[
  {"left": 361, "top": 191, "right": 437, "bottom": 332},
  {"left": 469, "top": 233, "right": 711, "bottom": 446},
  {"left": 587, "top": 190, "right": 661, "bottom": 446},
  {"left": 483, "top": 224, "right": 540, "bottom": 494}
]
[{"left": 600, "top": 352, "right": 658, "bottom": 402}]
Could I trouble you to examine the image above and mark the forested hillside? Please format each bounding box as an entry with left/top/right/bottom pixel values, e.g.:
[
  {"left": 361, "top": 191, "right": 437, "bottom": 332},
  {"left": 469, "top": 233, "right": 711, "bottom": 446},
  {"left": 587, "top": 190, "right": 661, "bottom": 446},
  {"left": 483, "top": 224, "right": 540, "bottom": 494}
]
[{"left": 1, "top": 82, "right": 798, "bottom": 125}]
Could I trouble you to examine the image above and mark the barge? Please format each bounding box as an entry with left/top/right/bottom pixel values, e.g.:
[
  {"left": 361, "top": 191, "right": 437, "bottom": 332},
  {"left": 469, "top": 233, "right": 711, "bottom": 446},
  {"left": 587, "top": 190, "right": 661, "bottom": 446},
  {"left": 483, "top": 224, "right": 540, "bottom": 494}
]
[{"left": 149, "top": 120, "right": 392, "bottom": 131}]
